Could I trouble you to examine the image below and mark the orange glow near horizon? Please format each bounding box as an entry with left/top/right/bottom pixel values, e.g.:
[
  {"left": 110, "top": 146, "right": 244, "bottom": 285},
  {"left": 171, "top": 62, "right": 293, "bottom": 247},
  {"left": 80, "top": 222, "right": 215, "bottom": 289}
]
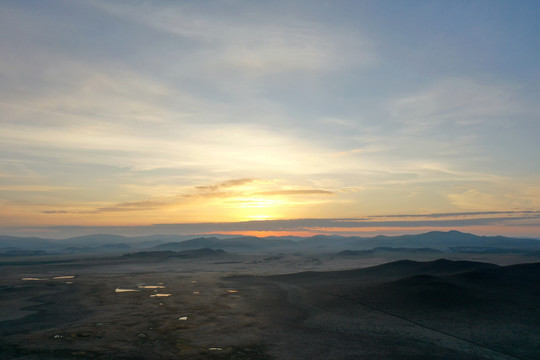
[
  {"left": 3, "top": 193, "right": 540, "bottom": 238},
  {"left": 211, "top": 224, "right": 540, "bottom": 238},
  {"left": 211, "top": 227, "right": 441, "bottom": 238},
  {"left": 211, "top": 230, "right": 321, "bottom": 238}
]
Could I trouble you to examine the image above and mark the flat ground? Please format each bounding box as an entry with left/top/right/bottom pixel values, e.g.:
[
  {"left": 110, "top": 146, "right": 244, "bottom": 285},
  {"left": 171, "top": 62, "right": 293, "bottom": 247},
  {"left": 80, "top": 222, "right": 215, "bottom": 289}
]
[{"left": 0, "top": 252, "right": 538, "bottom": 359}]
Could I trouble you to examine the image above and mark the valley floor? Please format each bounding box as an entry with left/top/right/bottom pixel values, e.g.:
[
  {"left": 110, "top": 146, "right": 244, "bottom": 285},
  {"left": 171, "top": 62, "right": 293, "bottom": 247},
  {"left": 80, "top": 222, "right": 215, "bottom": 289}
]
[{"left": 0, "top": 252, "right": 538, "bottom": 359}]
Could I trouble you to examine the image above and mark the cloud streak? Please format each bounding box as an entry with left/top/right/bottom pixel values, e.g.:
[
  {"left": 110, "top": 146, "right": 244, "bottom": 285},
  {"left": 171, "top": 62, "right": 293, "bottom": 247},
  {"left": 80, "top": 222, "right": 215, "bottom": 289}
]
[
  {"left": 10, "top": 213, "right": 540, "bottom": 239},
  {"left": 370, "top": 210, "right": 540, "bottom": 219},
  {"left": 391, "top": 78, "right": 519, "bottom": 133},
  {"left": 94, "top": 0, "right": 376, "bottom": 75},
  {"left": 195, "top": 178, "right": 259, "bottom": 192},
  {"left": 41, "top": 178, "right": 335, "bottom": 215},
  {"left": 255, "top": 190, "right": 334, "bottom": 196}
]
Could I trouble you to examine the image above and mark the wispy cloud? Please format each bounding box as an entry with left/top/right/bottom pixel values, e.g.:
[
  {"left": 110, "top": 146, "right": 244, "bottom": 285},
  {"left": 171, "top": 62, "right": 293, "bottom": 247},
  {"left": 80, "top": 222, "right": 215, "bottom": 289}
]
[
  {"left": 0, "top": 185, "right": 78, "bottom": 192},
  {"left": 195, "top": 178, "right": 259, "bottom": 192},
  {"left": 41, "top": 200, "right": 167, "bottom": 215},
  {"left": 94, "top": 1, "right": 376, "bottom": 75},
  {"left": 370, "top": 210, "right": 540, "bottom": 219},
  {"left": 332, "top": 149, "right": 363, "bottom": 157},
  {"left": 89, "top": 200, "right": 165, "bottom": 214},
  {"left": 391, "top": 78, "right": 522, "bottom": 134},
  {"left": 41, "top": 178, "right": 336, "bottom": 215},
  {"left": 255, "top": 190, "right": 334, "bottom": 196},
  {"left": 12, "top": 213, "right": 540, "bottom": 239}
]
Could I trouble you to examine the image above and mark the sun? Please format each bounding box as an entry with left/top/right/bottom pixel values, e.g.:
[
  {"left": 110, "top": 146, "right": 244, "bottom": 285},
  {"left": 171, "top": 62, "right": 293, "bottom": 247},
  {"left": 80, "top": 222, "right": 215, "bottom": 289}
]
[{"left": 228, "top": 197, "right": 287, "bottom": 221}]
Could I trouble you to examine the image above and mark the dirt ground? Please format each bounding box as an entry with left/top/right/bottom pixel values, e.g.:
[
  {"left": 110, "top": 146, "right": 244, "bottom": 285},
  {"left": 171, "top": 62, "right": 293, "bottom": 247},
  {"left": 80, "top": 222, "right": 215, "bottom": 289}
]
[{"left": 0, "top": 252, "right": 537, "bottom": 359}]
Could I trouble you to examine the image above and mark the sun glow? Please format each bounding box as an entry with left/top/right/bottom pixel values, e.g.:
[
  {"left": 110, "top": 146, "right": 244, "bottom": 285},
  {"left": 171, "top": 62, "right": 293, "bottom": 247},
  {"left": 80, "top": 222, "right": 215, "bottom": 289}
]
[
  {"left": 247, "top": 214, "right": 273, "bottom": 220},
  {"left": 233, "top": 198, "right": 285, "bottom": 208},
  {"left": 228, "top": 197, "right": 287, "bottom": 221}
]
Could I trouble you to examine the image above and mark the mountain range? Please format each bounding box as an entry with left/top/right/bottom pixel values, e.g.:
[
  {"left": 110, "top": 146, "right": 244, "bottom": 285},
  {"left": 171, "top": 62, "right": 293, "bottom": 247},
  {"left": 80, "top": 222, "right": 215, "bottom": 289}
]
[{"left": 1, "top": 230, "right": 539, "bottom": 256}]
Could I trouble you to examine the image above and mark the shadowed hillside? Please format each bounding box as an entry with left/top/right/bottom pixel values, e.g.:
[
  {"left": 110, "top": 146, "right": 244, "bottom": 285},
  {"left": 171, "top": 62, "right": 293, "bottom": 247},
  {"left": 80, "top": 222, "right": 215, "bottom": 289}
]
[{"left": 263, "top": 259, "right": 540, "bottom": 360}]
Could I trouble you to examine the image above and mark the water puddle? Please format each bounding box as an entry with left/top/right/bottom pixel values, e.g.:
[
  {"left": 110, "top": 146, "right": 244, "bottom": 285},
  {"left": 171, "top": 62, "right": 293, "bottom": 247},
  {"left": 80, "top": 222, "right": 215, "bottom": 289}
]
[{"left": 22, "top": 276, "right": 75, "bottom": 281}]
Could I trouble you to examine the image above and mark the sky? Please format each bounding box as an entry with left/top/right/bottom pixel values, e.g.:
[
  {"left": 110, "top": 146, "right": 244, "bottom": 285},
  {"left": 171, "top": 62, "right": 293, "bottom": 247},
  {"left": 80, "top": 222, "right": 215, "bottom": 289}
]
[{"left": 1, "top": 0, "right": 539, "bottom": 238}]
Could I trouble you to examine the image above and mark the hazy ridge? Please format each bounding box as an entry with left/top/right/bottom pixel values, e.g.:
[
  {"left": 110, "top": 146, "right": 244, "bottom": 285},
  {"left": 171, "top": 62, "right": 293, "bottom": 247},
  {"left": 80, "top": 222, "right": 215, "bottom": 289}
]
[{"left": 1, "top": 230, "right": 539, "bottom": 256}]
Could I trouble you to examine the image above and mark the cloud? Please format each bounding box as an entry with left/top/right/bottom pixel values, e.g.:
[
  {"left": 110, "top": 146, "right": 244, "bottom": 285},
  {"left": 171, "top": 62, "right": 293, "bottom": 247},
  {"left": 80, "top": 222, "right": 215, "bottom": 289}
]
[
  {"left": 321, "top": 117, "right": 358, "bottom": 128},
  {"left": 195, "top": 178, "right": 259, "bottom": 192},
  {"left": 40, "top": 178, "right": 335, "bottom": 215},
  {"left": 332, "top": 149, "right": 363, "bottom": 157},
  {"left": 391, "top": 79, "right": 524, "bottom": 134},
  {"left": 255, "top": 190, "right": 334, "bottom": 196},
  {"left": 88, "top": 200, "right": 165, "bottom": 214},
  {"left": 447, "top": 180, "right": 540, "bottom": 211},
  {"left": 370, "top": 210, "right": 540, "bottom": 219},
  {"left": 42, "top": 200, "right": 167, "bottom": 215},
  {"left": 0, "top": 2, "right": 373, "bottom": 182},
  {"left": 12, "top": 213, "right": 540, "bottom": 238},
  {"left": 192, "top": 179, "right": 334, "bottom": 199},
  {"left": 1, "top": 111, "right": 334, "bottom": 175},
  {"left": 0, "top": 185, "right": 78, "bottom": 192},
  {"left": 94, "top": 1, "right": 376, "bottom": 75},
  {"left": 184, "top": 178, "right": 263, "bottom": 200}
]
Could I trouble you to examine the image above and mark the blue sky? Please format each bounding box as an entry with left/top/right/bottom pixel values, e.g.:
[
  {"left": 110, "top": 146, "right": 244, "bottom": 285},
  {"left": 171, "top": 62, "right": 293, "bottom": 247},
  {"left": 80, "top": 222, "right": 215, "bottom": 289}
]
[{"left": 1, "top": 0, "right": 539, "bottom": 237}]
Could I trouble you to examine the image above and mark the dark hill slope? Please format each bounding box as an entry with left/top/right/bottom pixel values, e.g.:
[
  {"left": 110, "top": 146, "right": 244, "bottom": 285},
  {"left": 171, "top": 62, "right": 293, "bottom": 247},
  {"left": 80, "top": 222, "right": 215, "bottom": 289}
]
[
  {"left": 271, "top": 258, "right": 499, "bottom": 285},
  {"left": 262, "top": 259, "right": 540, "bottom": 359},
  {"left": 149, "top": 236, "right": 297, "bottom": 252},
  {"left": 122, "top": 247, "right": 227, "bottom": 259},
  {"left": 150, "top": 237, "right": 265, "bottom": 252},
  {"left": 451, "top": 261, "right": 540, "bottom": 293},
  {"left": 337, "top": 247, "right": 442, "bottom": 256}
]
